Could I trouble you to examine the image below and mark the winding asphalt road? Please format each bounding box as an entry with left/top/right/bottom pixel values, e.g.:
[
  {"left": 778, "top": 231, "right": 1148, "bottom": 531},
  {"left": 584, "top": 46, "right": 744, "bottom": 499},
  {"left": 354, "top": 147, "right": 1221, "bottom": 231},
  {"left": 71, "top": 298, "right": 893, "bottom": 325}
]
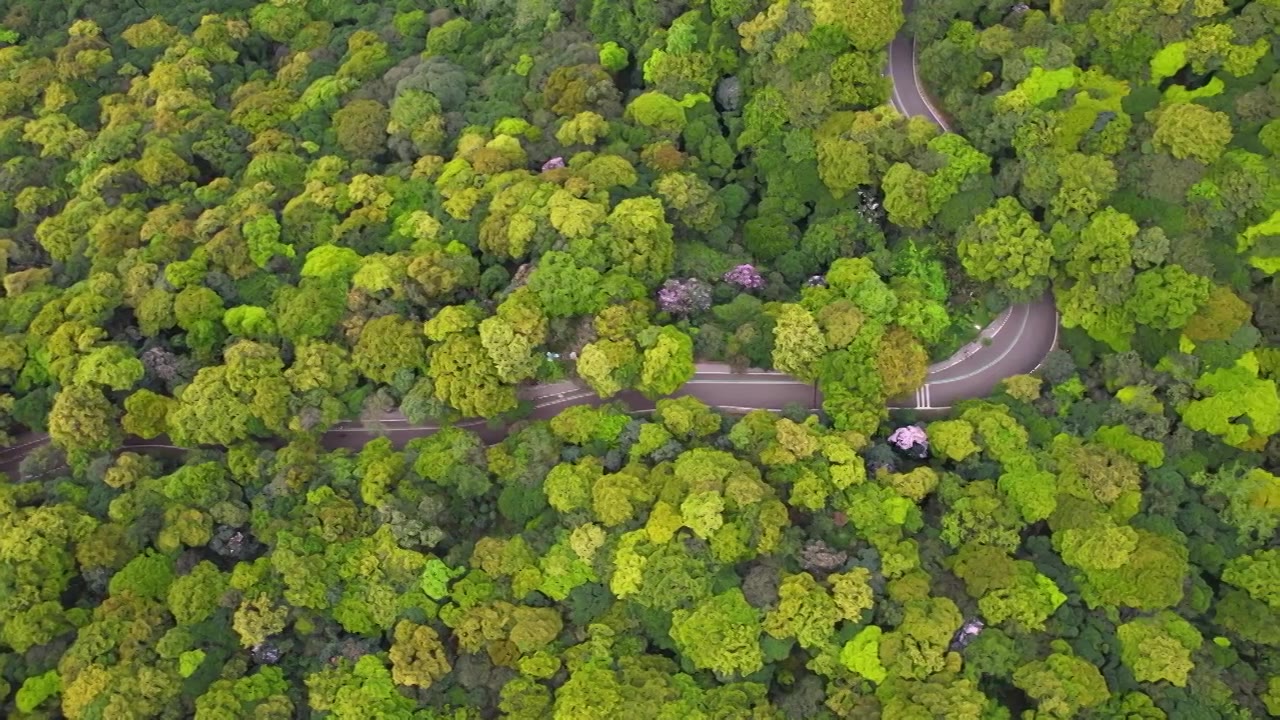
[{"left": 0, "top": 2, "right": 1059, "bottom": 474}]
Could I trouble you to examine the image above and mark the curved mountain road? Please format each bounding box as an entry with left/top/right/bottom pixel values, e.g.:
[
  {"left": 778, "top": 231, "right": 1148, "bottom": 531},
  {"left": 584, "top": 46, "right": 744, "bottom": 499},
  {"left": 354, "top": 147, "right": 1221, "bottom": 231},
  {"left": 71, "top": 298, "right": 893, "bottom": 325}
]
[
  {"left": 884, "top": 0, "right": 1060, "bottom": 406},
  {"left": 888, "top": 0, "right": 952, "bottom": 131},
  {"left": 0, "top": 2, "right": 1060, "bottom": 474}
]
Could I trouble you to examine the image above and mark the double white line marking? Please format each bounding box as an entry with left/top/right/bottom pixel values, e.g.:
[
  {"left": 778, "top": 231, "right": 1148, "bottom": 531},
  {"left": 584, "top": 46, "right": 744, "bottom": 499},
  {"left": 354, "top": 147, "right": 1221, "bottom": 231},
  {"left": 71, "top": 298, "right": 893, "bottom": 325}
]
[{"left": 914, "top": 384, "right": 932, "bottom": 408}]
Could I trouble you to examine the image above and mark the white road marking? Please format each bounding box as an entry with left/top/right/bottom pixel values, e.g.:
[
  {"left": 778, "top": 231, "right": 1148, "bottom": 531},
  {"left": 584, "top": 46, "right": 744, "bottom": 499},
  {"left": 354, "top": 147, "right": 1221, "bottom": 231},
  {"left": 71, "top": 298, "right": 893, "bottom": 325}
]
[
  {"left": 889, "top": 51, "right": 908, "bottom": 114},
  {"left": 911, "top": 38, "right": 951, "bottom": 131},
  {"left": 692, "top": 370, "right": 788, "bottom": 377},
  {"left": 931, "top": 303, "right": 1031, "bottom": 384},
  {"left": 927, "top": 305, "right": 1015, "bottom": 373},
  {"left": 1, "top": 436, "right": 49, "bottom": 453},
  {"left": 686, "top": 379, "right": 807, "bottom": 386},
  {"left": 1030, "top": 320, "right": 1061, "bottom": 373}
]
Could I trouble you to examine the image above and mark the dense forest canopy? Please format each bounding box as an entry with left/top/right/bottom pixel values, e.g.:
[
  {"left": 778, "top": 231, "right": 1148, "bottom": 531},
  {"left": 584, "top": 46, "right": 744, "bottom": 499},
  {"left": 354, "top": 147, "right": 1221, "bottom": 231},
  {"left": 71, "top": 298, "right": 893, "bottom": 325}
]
[
  {"left": 0, "top": 0, "right": 1277, "bottom": 717},
  {"left": 0, "top": 0, "right": 1009, "bottom": 448}
]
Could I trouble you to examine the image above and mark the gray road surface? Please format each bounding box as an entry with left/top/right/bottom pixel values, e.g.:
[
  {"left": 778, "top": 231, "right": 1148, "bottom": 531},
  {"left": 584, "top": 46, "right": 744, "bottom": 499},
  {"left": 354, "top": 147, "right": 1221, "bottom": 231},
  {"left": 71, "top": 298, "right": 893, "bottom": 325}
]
[{"left": 887, "top": 0, "right": 952, "bottom": 131}]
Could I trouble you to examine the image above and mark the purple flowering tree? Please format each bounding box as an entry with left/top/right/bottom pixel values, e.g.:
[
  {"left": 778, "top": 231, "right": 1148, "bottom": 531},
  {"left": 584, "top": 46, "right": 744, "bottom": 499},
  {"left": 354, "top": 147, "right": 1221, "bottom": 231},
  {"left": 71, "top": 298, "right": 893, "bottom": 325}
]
[
  {"left": 888, "top": 425, "right": 929, "bottom": 457},
  {"left": 657, "top": 278, "right": 712, "bottom": 316},
  {"left": 723, "top": 264, "right": 765, "bottom": 290}
]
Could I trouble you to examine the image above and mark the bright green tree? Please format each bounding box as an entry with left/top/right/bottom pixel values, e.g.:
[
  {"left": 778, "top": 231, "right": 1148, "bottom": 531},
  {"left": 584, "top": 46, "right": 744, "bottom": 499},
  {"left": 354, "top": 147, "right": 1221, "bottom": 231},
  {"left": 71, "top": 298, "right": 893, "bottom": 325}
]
[
  {"left": 638, "top": 326, "right": 695, "bottom": 399},
  {"left": 957, "top": 197, "right": 1054, "bottom": 295},
  {"left": 1116, "top": 612, "right": 1202, "bottom": 687},
  {"left": 1013, "top": 642, "right": 1111, "bottom": 718},
  {"left": 670, "top": 589, "right": 764, "bottom": 677},
  {"left": 1150, "top": 101, "right": 1233, "bottom": 164}
]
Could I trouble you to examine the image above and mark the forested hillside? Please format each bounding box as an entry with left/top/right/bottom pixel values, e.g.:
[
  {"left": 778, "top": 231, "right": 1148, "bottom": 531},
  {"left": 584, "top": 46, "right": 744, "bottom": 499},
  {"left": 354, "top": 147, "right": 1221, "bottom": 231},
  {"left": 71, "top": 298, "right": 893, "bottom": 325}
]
[
  {"left": 0, "top": 0, "right": 969, "bottom": 447},
  {"left": 4, "top": 392, "right": 1280, "bottom": 717},
  {"left": 0, "top": 0, "right": 1277, "bottom": 717},
  {"left": 915, "top": 0, "right": 1279, "bottom": 357}
]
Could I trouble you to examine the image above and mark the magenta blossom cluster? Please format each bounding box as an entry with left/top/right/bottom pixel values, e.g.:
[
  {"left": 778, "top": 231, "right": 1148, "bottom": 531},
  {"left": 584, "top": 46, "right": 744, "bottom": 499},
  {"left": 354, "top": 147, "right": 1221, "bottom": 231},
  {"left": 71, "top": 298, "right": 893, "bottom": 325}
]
[
  {"left": 888, "top": 424, "right": 928, "bottom": 452},
  {"left": 723, "top": 263, "right": 765, "bottom": 290},
  {"left": 657, "top": 278, "right": 712, "bottom": 316}
]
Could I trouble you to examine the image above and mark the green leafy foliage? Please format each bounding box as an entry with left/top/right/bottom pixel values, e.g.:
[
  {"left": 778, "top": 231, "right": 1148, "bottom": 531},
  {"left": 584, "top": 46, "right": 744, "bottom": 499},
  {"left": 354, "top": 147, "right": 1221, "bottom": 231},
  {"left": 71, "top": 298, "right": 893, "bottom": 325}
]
[{"left": 0, "top": 0, "right": 1275, "bottom": 717}]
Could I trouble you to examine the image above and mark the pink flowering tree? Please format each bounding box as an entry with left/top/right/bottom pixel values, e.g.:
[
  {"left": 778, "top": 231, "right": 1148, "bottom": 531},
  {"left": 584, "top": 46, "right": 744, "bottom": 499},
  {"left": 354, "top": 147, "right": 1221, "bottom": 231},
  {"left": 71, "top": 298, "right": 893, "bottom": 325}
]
[
  {"left": 888, "top": 425, "right": 928, "bottom": 457},
  {"left": 657, "top": 278, "right": 712, "bottom": 316},
  {"left": 723, "top": 264, "right": 765, "bottom": 290}
]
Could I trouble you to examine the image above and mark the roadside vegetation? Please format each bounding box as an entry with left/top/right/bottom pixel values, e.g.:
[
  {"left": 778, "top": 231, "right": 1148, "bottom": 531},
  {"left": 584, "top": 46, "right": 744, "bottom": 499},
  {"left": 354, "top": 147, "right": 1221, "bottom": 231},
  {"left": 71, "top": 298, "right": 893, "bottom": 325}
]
[{"left": 0, "top": 0, "right": 1277, "bottom": 717}]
